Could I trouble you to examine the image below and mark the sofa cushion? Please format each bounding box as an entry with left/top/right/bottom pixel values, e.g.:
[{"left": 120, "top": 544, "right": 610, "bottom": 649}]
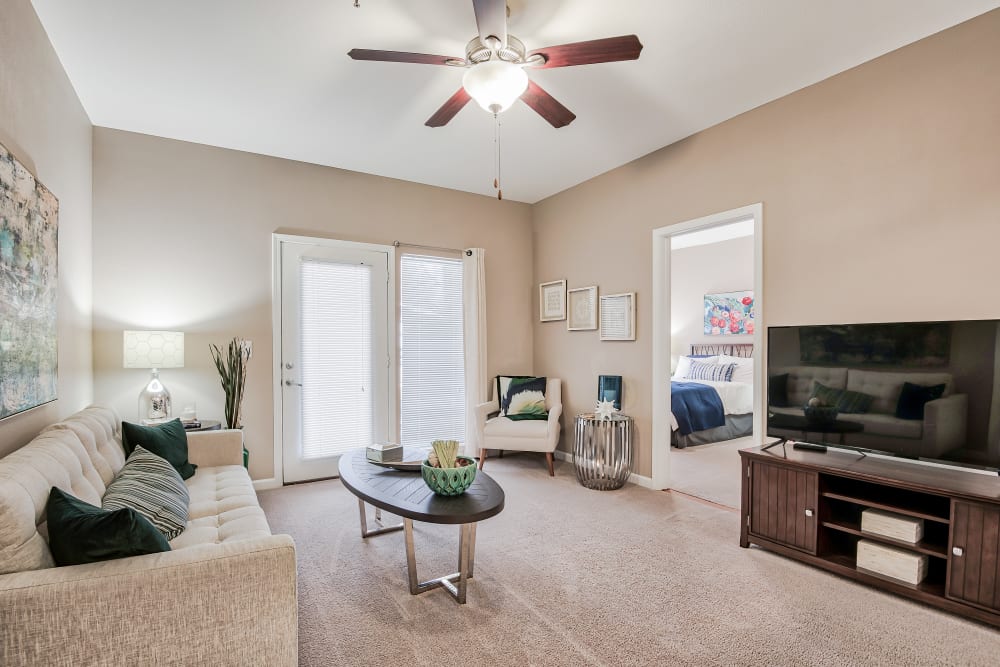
[
  {"left": 895, "top": 382, "right": 947, "bottom": 421},
  {"left": 848, "top": 413, "right": 924, "bottom": 440},
  {"left": 768, "top": 373, "right": 790, "bottom": 407},
  {"left": 46, "top": 487, "right": 170, "bottom": 567},
  {"left": 102, "top": 446, "right": 190, "bottom": 540},
  {"left": 809, "top": 381, "right": 844, "bottom": 408},
  {"left": 122, "top": 419, "right": 197, "bottom": 480},
  {"left": 500, "top": 376, "right": 549, "bottom": 420},
  {"left": 846, "top": 370, "right": 953, "bottom": 416},
  {"left": 168, "top": 465, "right": 271, "bottom": 550},
  {"left": 776, "top": 366, "right": 848, "bottom": 408}
]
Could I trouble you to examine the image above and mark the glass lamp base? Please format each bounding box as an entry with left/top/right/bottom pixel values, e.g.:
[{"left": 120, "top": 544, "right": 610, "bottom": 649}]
[{"left": 138, "top": 369, "right": 172, "bottom": 423}]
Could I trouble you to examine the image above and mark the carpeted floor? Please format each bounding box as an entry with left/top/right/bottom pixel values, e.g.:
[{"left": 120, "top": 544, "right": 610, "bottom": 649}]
[
  {"left": 258, "top": 454, "right": 1000, "bottom": 666},
  {"left": 669, "top": 436, "right": 751, "bottom": 508}
]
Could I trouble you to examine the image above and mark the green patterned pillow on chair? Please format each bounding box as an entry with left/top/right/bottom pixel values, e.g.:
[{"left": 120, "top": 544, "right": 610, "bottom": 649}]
[{"left": 500, "top": 376, "right": 548, "bottom": 421}]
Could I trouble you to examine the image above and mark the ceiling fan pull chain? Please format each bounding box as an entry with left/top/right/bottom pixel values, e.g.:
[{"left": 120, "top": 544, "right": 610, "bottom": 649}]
[{"left": 495, "top": 113, "right": 503, "bottom": 201}]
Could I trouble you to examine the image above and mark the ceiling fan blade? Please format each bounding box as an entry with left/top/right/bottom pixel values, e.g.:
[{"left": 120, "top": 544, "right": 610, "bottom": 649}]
[
  {"left": 425, "top": 88, "right": 472, "bottom": 127},
  {"left": 348, "top": 49, "right": 460, "bottom": 66},
  {"left": 527, "top": 35, "right": 643, "bottom": 69},
  {"left": 472, "top": 0, "right": 507, "bottom": 47},
  {"left": 520, "top": 80, "right": 576, "bottom": 129}
]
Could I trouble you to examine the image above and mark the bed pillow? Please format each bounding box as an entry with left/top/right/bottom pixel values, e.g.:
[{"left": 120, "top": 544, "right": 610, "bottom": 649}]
[
  {"left": 768, "top": 373, "right": 790, "bottom": 407},
  {"left": 500, "top": 376, "right": 548, "bottom": 420},
  {"left": 686, "top": 360, "right": 736, "bottom": 382},
  {"left": 121, "top": 419, "right": 197, "bottom": 480},
  {"left": 718, "top": 355, "right": 754, "bottom": 384},
  {"left": 46, "top": 487, "right": 170, "bottom": 567},
  {"left": 895, "top": 382, "right": 946, "bottom": 420},
  {"left": 103, "top": 446, "right": 190, "bottom": 540},
  {"left": 673, "top": 355, "right": 719, "bottom": 379}
]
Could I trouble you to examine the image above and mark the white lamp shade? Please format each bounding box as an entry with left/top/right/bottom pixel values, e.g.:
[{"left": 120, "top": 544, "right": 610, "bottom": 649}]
[
  {"left": 123, "top": 331, "right": 185, "bottom": 369},
  {"left": 462, "top": 61, "right": 529, "bottom": 113}
]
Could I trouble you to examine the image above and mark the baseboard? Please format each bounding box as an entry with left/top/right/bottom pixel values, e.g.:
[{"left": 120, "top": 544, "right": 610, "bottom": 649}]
[
  {"left": 552, "top": 450, "right": 657, "bottom": 490},
  {"left": 252, "top": 477, "right": 282, "bottom": 491}
]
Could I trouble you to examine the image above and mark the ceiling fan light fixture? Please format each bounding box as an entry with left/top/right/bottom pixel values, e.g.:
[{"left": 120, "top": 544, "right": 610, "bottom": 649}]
[{"left": 462, "top": 60, "right": 528, "bottom": 114}]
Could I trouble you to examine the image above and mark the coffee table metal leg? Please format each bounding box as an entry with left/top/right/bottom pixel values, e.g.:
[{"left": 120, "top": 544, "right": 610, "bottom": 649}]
[
  {"left": 403, "top": 519, "right": 478, "bottom": 604},
  {"left": 358, "top": 499, "right": 404, "bottom": 538}
]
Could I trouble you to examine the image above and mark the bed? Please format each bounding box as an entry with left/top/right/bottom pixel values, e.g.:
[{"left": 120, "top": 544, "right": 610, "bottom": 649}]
[{"left": 670, "top": 343, "right": 754, "bottom": 448}]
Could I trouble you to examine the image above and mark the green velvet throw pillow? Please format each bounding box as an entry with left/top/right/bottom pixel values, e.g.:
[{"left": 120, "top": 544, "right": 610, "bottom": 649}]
[
  {"left": 46, "top": 487, "right": 170, "bottom": 567},
  {"left": 121, "top": 419, "right": 197, "bottom": 480}
]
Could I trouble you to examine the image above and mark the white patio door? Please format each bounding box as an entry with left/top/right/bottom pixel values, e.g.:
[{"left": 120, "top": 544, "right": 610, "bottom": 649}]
[{"left": 279, "top": 240, "right": 391, "bottom": 483}]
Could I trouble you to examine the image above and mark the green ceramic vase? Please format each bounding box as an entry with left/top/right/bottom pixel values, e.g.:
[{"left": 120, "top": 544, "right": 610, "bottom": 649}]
[{"left": 422, "top": 457, "right": 477, "bottom": 496}]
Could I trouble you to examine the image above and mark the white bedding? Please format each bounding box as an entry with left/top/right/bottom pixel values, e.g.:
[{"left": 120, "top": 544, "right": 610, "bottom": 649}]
[{"left": 669, "top": 379, "right": 754, "bottom": 431}]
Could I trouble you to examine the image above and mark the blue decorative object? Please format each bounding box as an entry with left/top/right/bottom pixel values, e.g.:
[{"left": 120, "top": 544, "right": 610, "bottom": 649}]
[{"left": 598, "top": 375, "right": 622, "bottom": 410}]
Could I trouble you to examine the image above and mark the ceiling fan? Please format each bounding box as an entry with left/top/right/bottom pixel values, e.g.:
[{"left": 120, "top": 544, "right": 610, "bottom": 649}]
[{"left": 348, "top": 0, "right": 643, "bottom": 129}]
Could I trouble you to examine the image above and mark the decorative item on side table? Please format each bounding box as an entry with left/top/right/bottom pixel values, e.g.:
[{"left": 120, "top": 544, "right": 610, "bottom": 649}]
[
  {"left": 804, "top": 396, "right": 839, "bottom": 426},
  {"left": 123, "top": 330, "right": 184, "bottom": 423},
  {"left": 0, "top": 143, "right": 58, "bottom": 420},
  {"left": 367, "top": 442, "right": 403, "bottom": 463},
  {"left": 210, "top": 336, "right": 253, "bottom": 469},
  {"left": 539, "top": 279, "right": 567, "bottom": 322},
  {"left": 598, "top": 375, "right": 622, "bottom": 410},
  {"left": 422, "top": 440, "right": 477, "bottom": 496},
  {"left": 574, "top": 409, "right": 633, "bottom": 490},
  {"left": 567, "top": 286, "right": 598, "bottom": 330}
]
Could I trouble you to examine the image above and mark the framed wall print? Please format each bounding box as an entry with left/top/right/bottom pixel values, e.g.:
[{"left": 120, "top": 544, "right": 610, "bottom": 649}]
[
  {"left": 539, "top": 279, "right": 567, "bottom": 322},
  {"left": 600, "top": 292, "right": 636, "bottom": 341},
  {"left": 567, "top": 286, "right": 598, "bottom": 331}
]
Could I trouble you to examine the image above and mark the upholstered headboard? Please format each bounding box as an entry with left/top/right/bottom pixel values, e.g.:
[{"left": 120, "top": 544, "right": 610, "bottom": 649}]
[{"left": 690, "top": 343, "right": 754, "bottom": 358}]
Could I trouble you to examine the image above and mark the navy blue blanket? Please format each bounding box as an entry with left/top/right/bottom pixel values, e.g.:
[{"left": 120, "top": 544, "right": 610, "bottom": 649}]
[{"left": 671, "top": 381, "right": 726, "bottom": 436}]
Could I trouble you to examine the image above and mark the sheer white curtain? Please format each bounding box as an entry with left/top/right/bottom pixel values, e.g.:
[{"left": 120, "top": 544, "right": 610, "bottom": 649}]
[{"left": 463, "top": 248, "right": 488, "bottom": 455}]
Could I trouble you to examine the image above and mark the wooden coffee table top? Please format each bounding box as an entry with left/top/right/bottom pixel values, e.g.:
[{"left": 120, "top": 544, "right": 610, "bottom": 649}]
[{"left": 338, "top": 449, "right": 505, "bottom": 525}]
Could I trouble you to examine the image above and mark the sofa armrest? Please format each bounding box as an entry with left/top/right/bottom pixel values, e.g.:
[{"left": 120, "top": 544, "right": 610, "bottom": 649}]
[
  {"left": 547, "top": 403, "right": 563, "bottom": 433},
  {"left": 923, "top": 393, "right": 968, "bottom": 458},
  {"left": 475, "top": 399, "right": 499, "bottom": 424},
  {"left": 0, "top": 535, "right": 297, "bottom": 666},
  {"left": 187, "top": 429, "right": 244, "bottom": 467}
]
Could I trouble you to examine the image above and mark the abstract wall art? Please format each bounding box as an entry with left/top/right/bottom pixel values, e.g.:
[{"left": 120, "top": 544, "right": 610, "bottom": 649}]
[
  {"left": 704, "top": 291, "right": 754, "bottom": 336},
  {"left": 0, "top": 143, "right": 58, "bottom": 418}
]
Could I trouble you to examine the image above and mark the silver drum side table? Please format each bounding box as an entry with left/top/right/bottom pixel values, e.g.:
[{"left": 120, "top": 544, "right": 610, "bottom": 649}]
[{"left": 573, "top": 414, "right": 633, "bottom": 490}]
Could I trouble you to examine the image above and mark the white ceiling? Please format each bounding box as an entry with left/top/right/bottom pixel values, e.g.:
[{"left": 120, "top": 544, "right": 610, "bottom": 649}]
[{"left": 30, "top": 0, "right": 1000, "bottom": 203}]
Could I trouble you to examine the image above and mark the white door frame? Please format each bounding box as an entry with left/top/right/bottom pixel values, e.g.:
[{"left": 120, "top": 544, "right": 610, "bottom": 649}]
[
  {"left": 650, "top": 203, "right": 764, "bottom": 490},
  {"left": 271, "top": 233, "right": 397, "bottom": 486}
]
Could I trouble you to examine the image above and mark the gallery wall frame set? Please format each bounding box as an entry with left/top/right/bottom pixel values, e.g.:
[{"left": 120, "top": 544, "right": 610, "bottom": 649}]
[
  {"left": 567, "top": 286, "right": 598, "bottom": 331},
  {"left": 539, "top": 279, "right": 635, "bottom": 341},
  {"left": 539, "top": 279, "right": 567, "bottom": 321},
  {"left": 600, "top": 292, "right": 636, "bottom": 341}
]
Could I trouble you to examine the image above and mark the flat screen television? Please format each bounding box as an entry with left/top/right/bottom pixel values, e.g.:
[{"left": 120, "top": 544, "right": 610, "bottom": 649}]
[{"left": 767, "top": 319, "right": 1000, "bottom": 472}]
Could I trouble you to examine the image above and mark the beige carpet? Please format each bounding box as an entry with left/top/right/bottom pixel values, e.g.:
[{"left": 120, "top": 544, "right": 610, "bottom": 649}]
[
  {"left": 258, "top": 454, "right": 1000, "bottom": 666},
  {"left": 669, "top": 437, "right": 752, "bottom": 509}
]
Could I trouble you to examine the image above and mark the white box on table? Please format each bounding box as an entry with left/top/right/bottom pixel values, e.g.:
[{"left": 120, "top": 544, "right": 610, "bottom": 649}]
[
  {"left": 861, "top": 508, "right": 923, "bottom": 543},
  {"left": 857, "top": 539, "right": 928, "bottom": 586}
]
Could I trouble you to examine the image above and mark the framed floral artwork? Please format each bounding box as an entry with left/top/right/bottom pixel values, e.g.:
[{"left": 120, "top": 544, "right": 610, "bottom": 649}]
[{"left": 704, "top": 291, "right": 754, "bottom": 336}]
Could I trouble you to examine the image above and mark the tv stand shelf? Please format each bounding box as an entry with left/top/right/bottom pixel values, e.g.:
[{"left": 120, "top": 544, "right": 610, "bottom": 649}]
[{"left": 740, "top": 445, "right": 1000, "bottom": 628}]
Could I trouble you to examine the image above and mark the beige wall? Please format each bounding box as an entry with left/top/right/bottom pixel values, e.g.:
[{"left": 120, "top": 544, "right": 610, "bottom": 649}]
[
  {"left": 670, "top": 235, "right": 755, "bottom": 360},
  {"left": 92, "top": 128, "right": 533, "bottom": 480},
  {"left": 532, "top": 11, "right": 1000, "bottom": 477},
  {"left": 0, "top": 0, "right": 93, "bottom": 456}
]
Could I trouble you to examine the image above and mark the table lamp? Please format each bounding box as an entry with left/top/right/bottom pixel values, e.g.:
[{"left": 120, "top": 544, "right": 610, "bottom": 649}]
[{"left": 123, "top": 330, "right": 184, "bottom": 423}]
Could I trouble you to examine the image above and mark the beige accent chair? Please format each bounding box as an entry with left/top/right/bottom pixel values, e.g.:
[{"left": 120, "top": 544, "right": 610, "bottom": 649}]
[{"left": 474, "top": 378, "right": 562, "bottom": 475}]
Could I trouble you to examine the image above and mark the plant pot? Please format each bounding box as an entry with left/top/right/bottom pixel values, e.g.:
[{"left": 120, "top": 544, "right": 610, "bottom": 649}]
[{"left": 421, "top": 456, "right": 478, "bottom": 496}]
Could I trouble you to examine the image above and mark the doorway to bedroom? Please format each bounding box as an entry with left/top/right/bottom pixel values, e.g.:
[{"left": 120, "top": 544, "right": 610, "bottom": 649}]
[{"left": 650, "top": 205, "right": 763, "bottom": 508}]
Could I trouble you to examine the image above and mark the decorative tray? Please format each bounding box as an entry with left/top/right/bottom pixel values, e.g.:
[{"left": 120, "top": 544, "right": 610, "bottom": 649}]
[{"left": 366, "top": 447, "right": 429, "bottom": 472}]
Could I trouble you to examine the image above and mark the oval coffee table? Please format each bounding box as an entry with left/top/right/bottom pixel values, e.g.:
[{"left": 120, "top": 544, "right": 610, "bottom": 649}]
[{"left": 338, "top": 448, "right": 505, "bottom": 604}]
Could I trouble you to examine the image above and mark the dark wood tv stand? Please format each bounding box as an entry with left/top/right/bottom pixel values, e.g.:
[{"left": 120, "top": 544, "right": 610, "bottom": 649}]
[{"left": 740, "top": 444, "right": 1000, "bottom": 627}]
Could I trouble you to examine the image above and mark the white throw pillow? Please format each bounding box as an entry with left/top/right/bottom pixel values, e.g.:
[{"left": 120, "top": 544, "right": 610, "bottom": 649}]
[
  {"left": 719, "top": 354, "right": 754, "bottom": 383},
  {"left": 672, "top": 355, "right": 719, "bottom": 379}
]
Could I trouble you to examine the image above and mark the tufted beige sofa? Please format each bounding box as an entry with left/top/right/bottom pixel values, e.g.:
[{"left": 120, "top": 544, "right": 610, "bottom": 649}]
[
  {"left": 0, "top": 405, "right": 297, "bottom": 666},
  {"left": 770, "top": 366, "right": 968, "bottom": 458}
]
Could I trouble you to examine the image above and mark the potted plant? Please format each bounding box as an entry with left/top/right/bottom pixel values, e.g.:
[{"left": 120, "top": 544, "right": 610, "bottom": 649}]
[
  {"left": 210, "top": 337, "right": 252, "bottom": 467},
  {"left": 421, "top": 440, "right": 477, "bottom": 496}
]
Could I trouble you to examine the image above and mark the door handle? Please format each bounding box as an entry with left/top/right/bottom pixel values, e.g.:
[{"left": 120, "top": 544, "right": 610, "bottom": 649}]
[
  {"left": 804, "top": 509, "right": 814, "bottom": 517},
  {"left": 953, "top": 546, "right": 964, "bottom": 557},
  {"left": 284, "top": 380, "right": 302, "bottom": 387}
]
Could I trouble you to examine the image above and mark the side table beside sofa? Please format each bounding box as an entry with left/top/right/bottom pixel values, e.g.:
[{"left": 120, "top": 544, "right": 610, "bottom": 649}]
[{"left": 0, "top": 405, "right": 297, "bottom": 666}]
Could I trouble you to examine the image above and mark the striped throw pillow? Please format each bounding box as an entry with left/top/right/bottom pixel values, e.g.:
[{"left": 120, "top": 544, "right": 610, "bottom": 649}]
[
  {"left": 102, "top": 446, "right": 190, "bottom": 540},
  {"left": 687, "top": 360, "right": 736, "bottom": 382}
]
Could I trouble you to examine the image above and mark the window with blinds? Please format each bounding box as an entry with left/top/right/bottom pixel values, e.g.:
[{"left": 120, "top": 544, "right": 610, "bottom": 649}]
[
  {"left": 300, "top": 259, "right": 372, "bottom": 459},
  {"left": 399, "top": 254, "right": 465, "bottom": 447}
]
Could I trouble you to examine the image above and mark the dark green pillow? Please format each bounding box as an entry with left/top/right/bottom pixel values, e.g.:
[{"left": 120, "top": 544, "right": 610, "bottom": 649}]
[
  {"left": 836, "top": 388, "right": 875, "bottom": 414},
  {"left": 809, "top": 381, "right": 844, "bottom": 408},
  {"left": 501, "top": 376, "right": 548, "bottom": 421},
  {"left": 895, "top": 382, "right": 946, "bottom": 420},
  {"left": 46, "top": 487, "right": 170, "bottom": 567},
  {"left": 121, "top": 419, "right": 197, "bottom": 480}
]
